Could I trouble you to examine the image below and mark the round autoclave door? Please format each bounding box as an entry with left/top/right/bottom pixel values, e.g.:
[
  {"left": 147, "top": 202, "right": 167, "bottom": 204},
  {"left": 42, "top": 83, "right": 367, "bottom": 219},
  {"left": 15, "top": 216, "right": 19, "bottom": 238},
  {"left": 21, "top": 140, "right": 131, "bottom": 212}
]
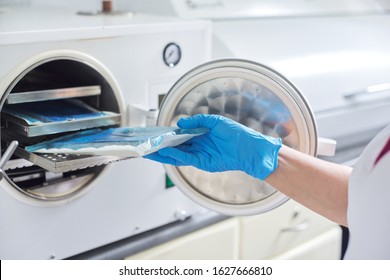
[{"left": 158, "top": 59, "right": 318, "bottom": 216}]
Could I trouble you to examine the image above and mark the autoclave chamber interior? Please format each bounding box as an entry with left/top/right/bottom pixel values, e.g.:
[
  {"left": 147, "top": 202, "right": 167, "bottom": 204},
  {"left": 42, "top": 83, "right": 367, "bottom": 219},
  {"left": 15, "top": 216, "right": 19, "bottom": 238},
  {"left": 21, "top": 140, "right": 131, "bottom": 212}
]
[{"left": 0, "top": 57, "right": 124, "bottom": 203}]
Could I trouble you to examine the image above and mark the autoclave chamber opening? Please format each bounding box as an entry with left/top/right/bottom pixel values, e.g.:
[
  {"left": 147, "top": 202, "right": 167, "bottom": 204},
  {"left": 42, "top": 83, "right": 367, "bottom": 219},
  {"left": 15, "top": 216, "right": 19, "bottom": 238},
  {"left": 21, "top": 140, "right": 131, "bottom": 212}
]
[{"left": 0, "top": 58, "right": 122, "bottom": 203}]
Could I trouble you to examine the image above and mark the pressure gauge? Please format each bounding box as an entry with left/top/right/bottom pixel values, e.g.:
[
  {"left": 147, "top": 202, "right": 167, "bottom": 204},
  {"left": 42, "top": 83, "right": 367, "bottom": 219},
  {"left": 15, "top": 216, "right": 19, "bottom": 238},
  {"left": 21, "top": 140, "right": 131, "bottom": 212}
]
[{"left": 163, "top": 43, "right": 181, "bottom": 68}]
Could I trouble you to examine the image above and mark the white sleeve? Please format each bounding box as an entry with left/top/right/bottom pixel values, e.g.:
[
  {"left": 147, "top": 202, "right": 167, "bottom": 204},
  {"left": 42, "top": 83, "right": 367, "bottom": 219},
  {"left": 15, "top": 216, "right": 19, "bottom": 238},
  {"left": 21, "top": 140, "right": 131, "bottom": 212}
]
[{"left": 344, "top": 124, "right": 390, "bottom": 259}]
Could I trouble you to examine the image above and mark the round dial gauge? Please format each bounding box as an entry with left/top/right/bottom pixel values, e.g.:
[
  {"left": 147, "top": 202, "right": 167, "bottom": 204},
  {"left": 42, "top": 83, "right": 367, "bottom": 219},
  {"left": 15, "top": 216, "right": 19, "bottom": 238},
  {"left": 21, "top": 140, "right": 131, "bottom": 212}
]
[{"left": 163, "top": 43, "right": 181, "bottom": 68}]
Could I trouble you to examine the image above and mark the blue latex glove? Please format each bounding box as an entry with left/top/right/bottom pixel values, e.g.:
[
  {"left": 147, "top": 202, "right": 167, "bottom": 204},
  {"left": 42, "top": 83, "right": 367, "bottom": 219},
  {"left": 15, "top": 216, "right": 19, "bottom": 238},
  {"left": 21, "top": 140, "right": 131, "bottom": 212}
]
[{"left": 145, "top": 114, "right": 282, "bottom": 180}]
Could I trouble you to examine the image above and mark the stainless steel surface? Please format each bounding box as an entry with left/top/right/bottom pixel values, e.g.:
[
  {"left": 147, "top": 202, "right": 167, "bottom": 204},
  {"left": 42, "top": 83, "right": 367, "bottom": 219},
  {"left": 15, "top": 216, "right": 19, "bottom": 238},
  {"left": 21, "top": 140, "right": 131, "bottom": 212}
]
[
  {"left": 0, "top": 56, "right": 123, "bottom": 201},
  {"left": 3, "top": 112, "right": 121, "bottom": 137},
  {"left": 6, "top": 85, "right": 101, "bottom": 104},
  {"left": 12, "top": 168, "right": 96, "bottom": 201},
  {"left": 0, "top": 140, "right": 19, "bottom": 181},
  {"left": 0, "top": 52, "right": 125, "bottom": 204},
  {"left": 1, "top": 57, "right": 122, "bottom": 140},
  {"left": 4, "top": 158, "right": 33, "bottom": 170},
  {"left": 14, "top": 147, "right": 128, "bottom": 174},
  {"left": 158, "top": 59, "right": 317, "bottom": 215}
]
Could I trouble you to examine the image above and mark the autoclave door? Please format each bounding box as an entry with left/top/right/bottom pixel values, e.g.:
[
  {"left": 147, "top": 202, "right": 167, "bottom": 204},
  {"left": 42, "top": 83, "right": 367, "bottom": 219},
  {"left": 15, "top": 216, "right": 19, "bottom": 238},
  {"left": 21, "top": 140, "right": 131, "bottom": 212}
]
[{"left": 157, "top": 59, "right": 319, "bottom": 216}]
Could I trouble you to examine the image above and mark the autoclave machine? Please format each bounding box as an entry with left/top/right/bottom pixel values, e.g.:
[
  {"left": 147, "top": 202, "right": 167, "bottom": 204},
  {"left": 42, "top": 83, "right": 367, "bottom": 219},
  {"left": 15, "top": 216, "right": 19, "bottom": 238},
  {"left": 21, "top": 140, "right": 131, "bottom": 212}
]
[{"left": 0, "top": 5, "right": 212, "bottom": 259}]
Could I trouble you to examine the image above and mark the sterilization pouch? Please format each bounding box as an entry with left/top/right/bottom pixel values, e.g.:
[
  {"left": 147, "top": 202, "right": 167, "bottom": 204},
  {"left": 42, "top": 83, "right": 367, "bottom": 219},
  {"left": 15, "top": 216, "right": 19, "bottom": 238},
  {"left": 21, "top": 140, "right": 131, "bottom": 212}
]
[
  {"left": 2, "top": 99, "right": 115, "bottom": 125},
  {"left": 25, "top": 126, "right": 208, "bottom": 157}
]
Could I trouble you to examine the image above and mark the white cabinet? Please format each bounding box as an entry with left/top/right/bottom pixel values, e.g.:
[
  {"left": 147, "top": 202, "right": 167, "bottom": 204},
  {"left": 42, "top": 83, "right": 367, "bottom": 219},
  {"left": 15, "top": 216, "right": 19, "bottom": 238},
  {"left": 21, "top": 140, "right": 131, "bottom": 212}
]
[
  {"left": 126, "top": 200, "right": 341, "bottom": 260},
  {"left": 126, "top": 218, "right": 240, "bottom": 260},
  {"left": 272, "top": 227, "right": 341, "bottom": 260},
  {"left": 239, "top": 200, "right": 341, "bottom": 259}
]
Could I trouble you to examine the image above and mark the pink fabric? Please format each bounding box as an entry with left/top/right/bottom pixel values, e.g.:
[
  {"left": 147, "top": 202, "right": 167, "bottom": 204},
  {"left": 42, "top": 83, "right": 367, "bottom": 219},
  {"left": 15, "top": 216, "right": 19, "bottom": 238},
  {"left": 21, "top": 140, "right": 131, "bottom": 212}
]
[{"left": 374, "top": 137, "right": 390, "bottom": 167}]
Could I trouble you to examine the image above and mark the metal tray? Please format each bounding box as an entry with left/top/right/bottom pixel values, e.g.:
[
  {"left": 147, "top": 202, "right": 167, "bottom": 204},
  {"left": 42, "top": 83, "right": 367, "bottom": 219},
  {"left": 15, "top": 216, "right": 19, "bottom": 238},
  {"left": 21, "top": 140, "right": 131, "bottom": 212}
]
[
  {"left": 2, "top": 97, "right": 121, "bottom": 137},
  {"left": 3, "top": 113, "right": 121, "bottom": 137},
  {"left": 14, "top": 147, "right": 130, "bottom": 173},
  {"left": 4, "top": 157, "right": 34, "bottom": 171},
  {"left": 6, "top": 85, "right": 101, "bottom": 104}
]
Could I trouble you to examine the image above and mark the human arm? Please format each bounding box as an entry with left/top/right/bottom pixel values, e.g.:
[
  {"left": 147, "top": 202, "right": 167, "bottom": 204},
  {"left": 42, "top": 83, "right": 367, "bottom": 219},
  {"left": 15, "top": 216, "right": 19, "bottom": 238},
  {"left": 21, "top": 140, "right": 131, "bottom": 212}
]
[
  {"left": 266, "top": 145, "right": 351, "bottom": 226},
  {"left": 145, "top": 114, "right": 351, "bottom": 226}
]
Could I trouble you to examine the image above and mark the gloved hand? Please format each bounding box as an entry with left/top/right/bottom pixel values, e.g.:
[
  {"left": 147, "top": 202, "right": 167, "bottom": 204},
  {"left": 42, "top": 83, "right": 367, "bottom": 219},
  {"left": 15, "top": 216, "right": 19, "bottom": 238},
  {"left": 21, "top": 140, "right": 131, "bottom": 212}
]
[{"left": 145, "top": 114, "right": 282, "bottom": 180}]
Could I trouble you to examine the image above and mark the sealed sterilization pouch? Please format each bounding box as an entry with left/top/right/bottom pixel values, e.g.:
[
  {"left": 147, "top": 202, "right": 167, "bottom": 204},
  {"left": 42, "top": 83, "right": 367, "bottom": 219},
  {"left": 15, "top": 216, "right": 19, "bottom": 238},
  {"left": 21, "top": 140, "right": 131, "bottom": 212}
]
[
  {"left": 1, "top": 98, "right": 121, "bottom": 137},
  {"left": 2, "top": 99, "right": 116, "bottom": 125},
  {"left": 25, "top": 126, "right": 208, "bottom": 157}
]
